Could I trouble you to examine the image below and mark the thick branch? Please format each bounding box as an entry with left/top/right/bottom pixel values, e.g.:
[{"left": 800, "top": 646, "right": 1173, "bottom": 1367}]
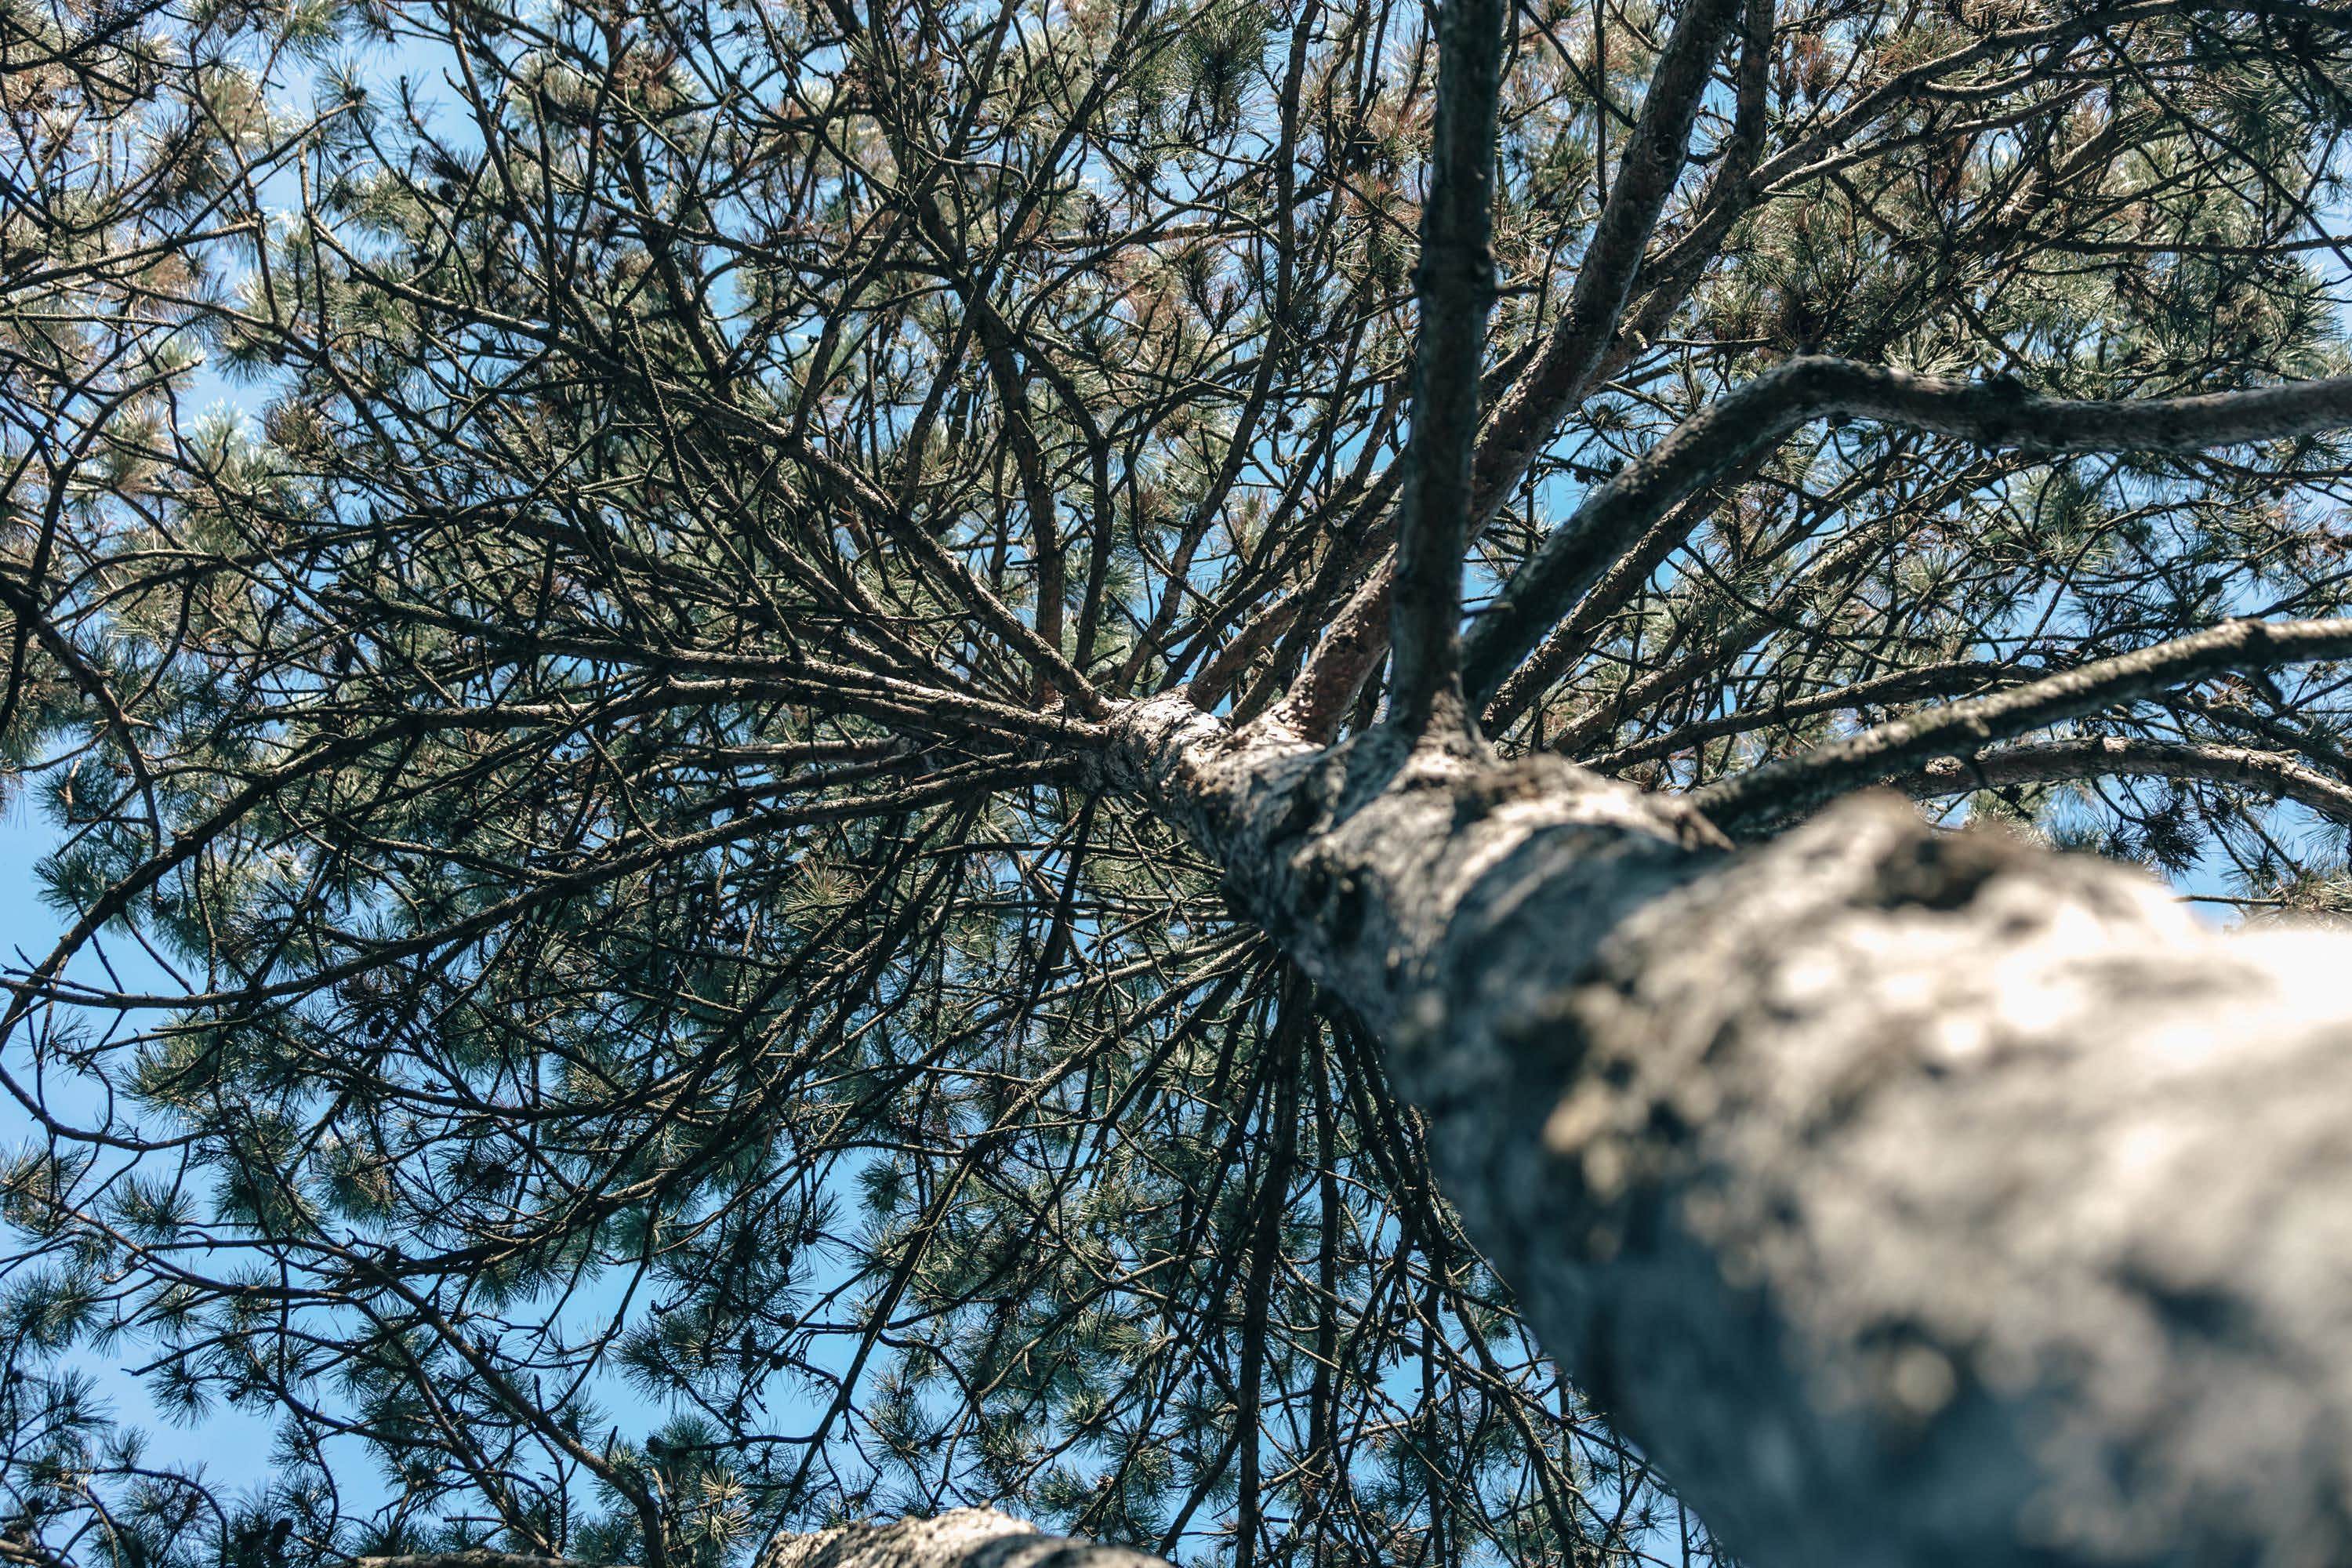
[
  {"left": 1468, "top": 0, "right": 1747, "bottom": 515},
  {"left": 1693, "top": 617, "right": 2352, "bottom": 832},
  {"left": 1269, "top": 0, "right": 1742, "bottom": 741},
  {"left": 1893, "top": 735, "right": 2352, "bottom": 824},
  {"left": 1264, "top": 564, "right": 1396, "bottom": 742},
  {"left": 1465, "top": 360, "right": 2352, "bottom": 714},
  {"left": 1388, "top": 0, "right": 1508, "bottom": 737},
  {"left": 1594, "top": 0, "right": 1774, "bottom": 341}
]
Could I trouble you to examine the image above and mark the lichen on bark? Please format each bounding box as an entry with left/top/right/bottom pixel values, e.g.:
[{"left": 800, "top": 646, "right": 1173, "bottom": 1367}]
[{"left": 1109, "top": 695, "right": 2352, "bottom": 1567}]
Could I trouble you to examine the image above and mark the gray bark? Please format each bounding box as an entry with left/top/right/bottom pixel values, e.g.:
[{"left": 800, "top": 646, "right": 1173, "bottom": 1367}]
[
  {"left": 1102, "top": 692, "right": 2352, "bottom": 1568},
  {"left": 359, "top": 1558, "right": 626, "bottom": 1568},
  {"left": 1894, "top": 737, "right": 2352, "bottom": 825},
  {"left": 757, "top": 1511, "right": 1169, "bottom": 1568}
]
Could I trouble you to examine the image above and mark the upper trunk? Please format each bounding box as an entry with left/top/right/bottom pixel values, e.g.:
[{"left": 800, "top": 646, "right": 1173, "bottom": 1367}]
[{"left": 1102, "top": 692, "right": 2352, "bottom": 1568}]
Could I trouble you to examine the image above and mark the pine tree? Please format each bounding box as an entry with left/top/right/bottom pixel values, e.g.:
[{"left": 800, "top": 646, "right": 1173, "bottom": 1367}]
[{"left": 5, "top": 0, "right": 2352, "bottom": 1563}]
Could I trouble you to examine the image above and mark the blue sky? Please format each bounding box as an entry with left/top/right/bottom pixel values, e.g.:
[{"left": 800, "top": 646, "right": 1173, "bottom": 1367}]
[{"left": 0, "top": 804, "right": 290, "bottom": 1494}]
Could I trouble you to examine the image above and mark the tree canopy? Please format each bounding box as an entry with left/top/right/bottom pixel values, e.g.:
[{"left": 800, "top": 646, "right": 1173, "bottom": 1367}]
[{"left": 4, "top": 0, "right": 2352, "bottom": 1563}]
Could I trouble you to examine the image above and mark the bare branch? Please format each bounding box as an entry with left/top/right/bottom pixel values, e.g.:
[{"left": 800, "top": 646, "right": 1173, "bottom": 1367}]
[
  {"left": 792, "top": 443, "right": 1109, "bottom": 719},
  {"left": 1466, "top": 0, "right": 1747, "bottom": 517},
  {"left": 1270, "top": 0, "right": 1744, "bottom": 742},
  {"left": 1584, "top": 659, "right": 2030, "bottom": 772},
  {"left": 1465, "top": 359, "right": 2352, "bottom": 714},
  {"left": 1891, "top": 736, "right": 2352, "bottom": 824},
  {"left": 1387, "top": 0, "right": 1510, "bottom": 738},
  {"left": 1693, "top": 617, "right": 2352, "bottom": 832}
]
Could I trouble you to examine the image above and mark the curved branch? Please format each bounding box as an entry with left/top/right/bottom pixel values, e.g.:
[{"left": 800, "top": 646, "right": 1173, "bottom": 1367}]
[
  {"left": 1889, "top": 736, "right": 2352, "bottom": 823},
  {"left": 1465, "top": 359, "right": 2352, "bottom": 715},
  {"left": 1534, "top": 495, "right": 1941, "bottom": 753},
  {"left": 1489, "top": 463, "right": 1773, "bottom": 738},
  {"left": 1691, "top": 617, "right": 2352, "bottom": 832}
]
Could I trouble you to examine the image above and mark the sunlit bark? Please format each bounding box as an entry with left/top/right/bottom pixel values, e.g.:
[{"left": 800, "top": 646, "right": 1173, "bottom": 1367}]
[{"left": 1109, "top": 693, "right": 2352, "bottom": 1567}]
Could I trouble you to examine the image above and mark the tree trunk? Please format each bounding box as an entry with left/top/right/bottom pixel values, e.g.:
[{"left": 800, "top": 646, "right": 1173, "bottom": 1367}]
[
  {"left": 1104, "top": 693, "right": 2352, "bottom": 1568},
  {"left": 758, "top": 1511, "right": 1171, "bottom": 1568}
]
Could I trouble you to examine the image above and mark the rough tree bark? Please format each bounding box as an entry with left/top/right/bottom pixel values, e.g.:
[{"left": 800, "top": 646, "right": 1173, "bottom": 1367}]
[
  {"left": 755, "top": 1511, "right": 1171, "bottom": 1568},
  {"left": 1100, "top": 691, "right": 2352, "bottom": 1568}
]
